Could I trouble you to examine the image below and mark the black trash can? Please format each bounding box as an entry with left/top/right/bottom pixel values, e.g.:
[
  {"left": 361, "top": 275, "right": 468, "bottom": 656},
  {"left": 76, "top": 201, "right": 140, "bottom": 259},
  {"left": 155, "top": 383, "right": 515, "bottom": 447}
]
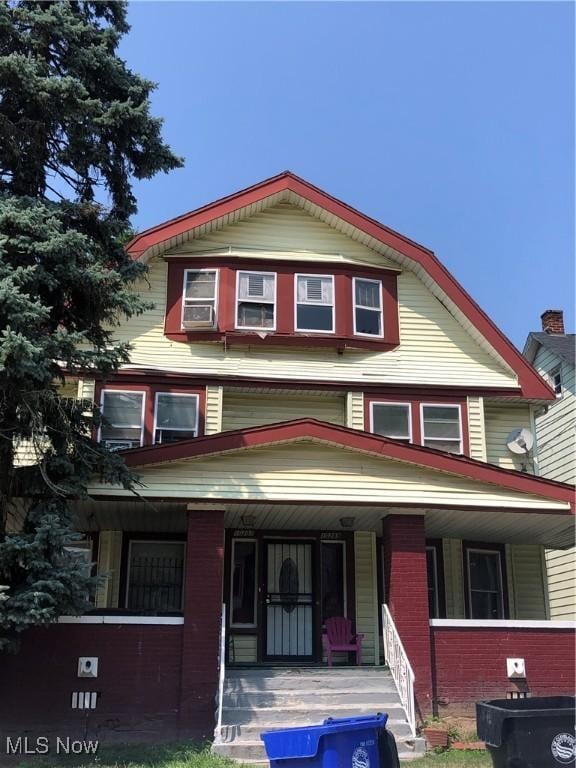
[{"left": 477, "top": 696, "right": 576, "bottom": 768}]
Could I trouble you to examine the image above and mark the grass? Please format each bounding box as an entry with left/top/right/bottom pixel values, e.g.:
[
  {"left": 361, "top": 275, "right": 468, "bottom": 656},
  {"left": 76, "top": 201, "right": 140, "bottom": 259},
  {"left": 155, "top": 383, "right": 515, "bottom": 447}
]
[
  {"left": 11, "top": 741, "right": 492, "bottom": 768},
  {"left": 411, "top": 751, "right": 491, "bottom": 767}
]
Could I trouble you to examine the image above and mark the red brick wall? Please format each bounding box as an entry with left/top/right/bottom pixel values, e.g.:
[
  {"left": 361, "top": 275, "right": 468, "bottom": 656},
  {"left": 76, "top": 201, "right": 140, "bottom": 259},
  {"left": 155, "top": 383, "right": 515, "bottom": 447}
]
[
  {"left": 179, "top": 510, "right": 225, "bottom": 736},
  {"left": 432, "top": 626, "right": 576, "bottom": 713},
  {"left": 0, "top": 624, "right": 183, "bottom": 741},
  {"left": 383, "top": 515, "right": 433, "bottom": 716}
]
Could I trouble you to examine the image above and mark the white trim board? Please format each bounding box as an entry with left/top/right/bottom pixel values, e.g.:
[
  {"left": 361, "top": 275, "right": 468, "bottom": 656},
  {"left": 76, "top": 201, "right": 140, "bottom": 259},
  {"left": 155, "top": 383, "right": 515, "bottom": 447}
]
[
  {"left": 58, "top": 615, "right": 184, "bottom": 625},
  {"left": 430, "top": 619, "right": 576, "bottom": 630}
]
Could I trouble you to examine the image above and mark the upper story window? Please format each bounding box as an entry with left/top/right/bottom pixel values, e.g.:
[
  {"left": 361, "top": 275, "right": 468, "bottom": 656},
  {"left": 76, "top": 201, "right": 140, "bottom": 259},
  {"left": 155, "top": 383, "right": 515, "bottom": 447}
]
[
  {"left": 295, "top": 274, "right": 335, "bottom": 333},
  {"left": 182, "top": 269, "right": 218, "bottom": 329},
  {"left": 154, "top": 393, "right": 199, "bottom": 444},
  {"left": 165, "top": 260, "right": 400, "bottom": 351},
  {"left": 236, "top": 270, "right": 276, "bottom": 330},
  {"left": 550, "top": 366, "right": 562, "bottom": 397},
  {"left": 353, "top": 277, "right": 383, "bottom": 337},
  {"left": 421, "top": 405, "right": 462, "bottom": 454},
  {"left": 100, "top": 390, "right": 145, "bottom": 450},
  {"left": 97, "top": 384, "right": 204, "bottom": 450},
  {"left": 371, "top": 402, "right": 412, "bottom": 443},
  {"left": 366, "top": 397, "right": 467, "bottom": 455}
]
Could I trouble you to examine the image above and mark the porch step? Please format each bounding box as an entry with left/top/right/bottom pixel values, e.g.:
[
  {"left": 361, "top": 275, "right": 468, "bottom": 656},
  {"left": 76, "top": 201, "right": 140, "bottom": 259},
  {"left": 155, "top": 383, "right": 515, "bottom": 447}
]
[{"left": 213, "top": 667, "right": 425, "bottom": 762}]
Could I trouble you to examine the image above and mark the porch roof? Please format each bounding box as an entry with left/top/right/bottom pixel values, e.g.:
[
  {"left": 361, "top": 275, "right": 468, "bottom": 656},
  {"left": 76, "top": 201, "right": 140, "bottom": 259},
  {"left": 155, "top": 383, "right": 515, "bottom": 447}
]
[{"left": 119, "top": 419, "right": 574, "bottom": 512}]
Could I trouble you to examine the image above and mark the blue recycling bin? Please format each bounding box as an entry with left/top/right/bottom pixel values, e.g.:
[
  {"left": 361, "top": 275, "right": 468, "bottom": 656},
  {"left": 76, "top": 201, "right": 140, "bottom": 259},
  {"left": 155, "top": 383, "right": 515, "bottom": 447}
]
[{"left": 261, "top": 714, "right": 399, "bottom": 768}]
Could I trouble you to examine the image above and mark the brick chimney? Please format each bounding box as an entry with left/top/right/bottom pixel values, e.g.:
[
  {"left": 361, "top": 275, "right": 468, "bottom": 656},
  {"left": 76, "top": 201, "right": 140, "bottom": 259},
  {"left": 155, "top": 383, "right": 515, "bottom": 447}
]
[{"left": 541, "top": 309, "right": 565, "bottom": 335}]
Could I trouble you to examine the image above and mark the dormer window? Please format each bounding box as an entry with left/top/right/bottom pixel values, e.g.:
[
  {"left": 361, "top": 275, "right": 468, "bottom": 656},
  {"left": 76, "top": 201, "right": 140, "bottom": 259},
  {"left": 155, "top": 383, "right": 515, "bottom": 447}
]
[
  {"left": 165, "top": 260, "right": 400, "bottom": 351},
  {"left": 353, "top": 277, "right": 383, "bottom": 337},
  {"left": 182, "top": 269, "right": 218, "bottom": 329},
  {"left": 295, "top": 274, "right": 334, "bottom": 332},
  {"left": 236, "top": 270, "right": 276, "bottom": 330}
]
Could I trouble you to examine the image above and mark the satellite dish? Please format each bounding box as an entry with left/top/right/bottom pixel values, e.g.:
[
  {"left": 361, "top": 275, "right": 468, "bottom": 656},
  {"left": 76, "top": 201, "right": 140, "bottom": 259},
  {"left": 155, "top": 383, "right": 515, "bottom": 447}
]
[{"left": 506, "top": 428, "right": 534, "bottom": 455}]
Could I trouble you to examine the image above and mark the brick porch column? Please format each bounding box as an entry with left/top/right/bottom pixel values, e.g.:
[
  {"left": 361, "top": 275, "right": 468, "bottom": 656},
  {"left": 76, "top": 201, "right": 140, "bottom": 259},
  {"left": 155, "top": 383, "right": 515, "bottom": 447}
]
[
  {"left": 382, "top": 514, "right": 433, "bottom": 717},
  {"left": 179, "top": 509, "right": 225, "bottom": 737}
]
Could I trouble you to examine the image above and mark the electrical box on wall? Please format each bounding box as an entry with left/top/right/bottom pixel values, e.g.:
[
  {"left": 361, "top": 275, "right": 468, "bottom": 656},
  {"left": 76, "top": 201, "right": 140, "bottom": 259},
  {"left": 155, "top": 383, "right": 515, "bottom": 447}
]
[
  {"left": 507, "top": 658, "right": 526, "bottom": 678},
  {"left": 77, "top": 657, "right": 98, "bottom": 678}
]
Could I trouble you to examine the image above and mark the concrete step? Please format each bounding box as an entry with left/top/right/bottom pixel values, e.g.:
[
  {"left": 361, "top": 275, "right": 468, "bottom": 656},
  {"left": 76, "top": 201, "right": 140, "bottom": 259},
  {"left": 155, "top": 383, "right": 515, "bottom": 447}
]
[
  {"left": 221, "top": 703, "right": 407, "bottom": 726},
  {"left": 226, "top": 666, "right": 390, "bottom": 678},
  {"left": 223, "top": 690, "right": 401, "bottom": 708},
  {"left": 224, "top": 676, "right": 397, "bottom": 694},
  {"left": 217, "top": 719, "right": 415, "bottom": 743}
]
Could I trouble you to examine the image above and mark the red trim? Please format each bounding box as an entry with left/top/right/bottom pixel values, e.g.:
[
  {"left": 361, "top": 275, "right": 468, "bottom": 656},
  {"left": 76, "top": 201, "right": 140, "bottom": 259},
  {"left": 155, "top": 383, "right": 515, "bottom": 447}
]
[
  {"left": 120, "top": 418, "right": 575, "bottom": 511},
  {"left": 365, "top": 394, "right": 469, "bottom": 456},
  {"left": 88, "top": 369, "right": 524, "bottom": 399},
  {"left": 126, "top": 172, "right": 554, "bottom": 400},
  {"left": 95, "top": 382, "right": 206, "bottom": 446},
  {"left": 164, "top": 260, "right": 399, "bottom": 351}
]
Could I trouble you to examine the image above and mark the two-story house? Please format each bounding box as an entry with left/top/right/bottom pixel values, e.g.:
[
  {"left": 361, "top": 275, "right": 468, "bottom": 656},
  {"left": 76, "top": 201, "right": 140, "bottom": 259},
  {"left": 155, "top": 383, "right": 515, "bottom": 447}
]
[
  {"left": 524, "top": 310, "right": 575, "bottom": 620},
  {"left": 2, "top": 173, "right": 574, "bottom": 757}
]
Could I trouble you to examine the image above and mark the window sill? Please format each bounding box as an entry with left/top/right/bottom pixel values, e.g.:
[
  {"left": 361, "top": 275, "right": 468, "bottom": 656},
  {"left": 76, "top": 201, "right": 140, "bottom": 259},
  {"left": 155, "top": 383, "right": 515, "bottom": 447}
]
[{"left": 166, "top": 330, "right": 400, "bottom": 352}]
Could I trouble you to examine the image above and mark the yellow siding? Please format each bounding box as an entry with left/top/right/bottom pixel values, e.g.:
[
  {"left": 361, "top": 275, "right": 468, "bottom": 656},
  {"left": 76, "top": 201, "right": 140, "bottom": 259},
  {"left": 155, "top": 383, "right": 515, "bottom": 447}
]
[
  {"left": 443, "top": 539, "right": 465, "bottom": 618},
  {"left": 95, "top": 530, "right": 123, "bottom": 609},
  {"left": 229, "top": 634, "right": 257, "bottom": 663},
  {"left": 484, "top": 403, "right": 535, "bottom": 473},
  {"left": 166, "top": 202, "right": 400, "bottom": 268},
  {"left": 111, "top": 205, "right": 517, "bottom": 389},
  {"left": 346, "top": 392, "right": 364, "bottom": 430},
  {"left": 77, "top": 378, "right": 96, "bottom": 401},
  {"left": 221, "top": 391, "right": 345, "bottom": 432},
  {"left": 545, "top": 548, "right": 576, "bottom": 620},
  {"left": 467, "top": 397, "right": 487, "bottom": 462},
  {"left": 205, "top": 385, "right": 223, "bottom": 435},
  {"left": 354, "top": 531, "right": 380, "bottom": 665},
  {"left": 509, "top": 545, "right": 548, "bottom": 619},
  {"left": 90, "top": 443, "right": 569, "bottom": 511}
]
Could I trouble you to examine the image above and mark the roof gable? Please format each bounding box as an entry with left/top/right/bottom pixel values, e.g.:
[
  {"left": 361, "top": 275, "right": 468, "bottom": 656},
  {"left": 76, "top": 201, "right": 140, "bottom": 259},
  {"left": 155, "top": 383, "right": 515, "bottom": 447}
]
[
  {"left": 127, "top": 172, "right": 554, "bottom": 400},
  {"left": 121, "top": 419, "right": 574, "bottom": 511},
  {"left": 524, "top": 332, "right": 576, "bottom": 368}
]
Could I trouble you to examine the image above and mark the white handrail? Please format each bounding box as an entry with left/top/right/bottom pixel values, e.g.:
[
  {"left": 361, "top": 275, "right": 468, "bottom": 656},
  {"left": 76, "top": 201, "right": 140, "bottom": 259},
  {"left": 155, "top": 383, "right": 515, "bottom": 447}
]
[
  {"left": 382, "top": 604, "right": 416, "bottom": 737},
  {"left": 215, "top": 603, "right": 226, "bottom": 738}
]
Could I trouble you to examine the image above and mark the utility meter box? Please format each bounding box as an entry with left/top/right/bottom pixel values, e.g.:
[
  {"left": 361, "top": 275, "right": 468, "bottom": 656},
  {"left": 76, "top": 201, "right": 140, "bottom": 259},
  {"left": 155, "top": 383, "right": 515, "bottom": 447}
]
[
  {"left": 506, "top": 658, "right": 526, "bottom": 679},
  {"left": 77, "top": 657, "right": 98, "bottom": 678}
]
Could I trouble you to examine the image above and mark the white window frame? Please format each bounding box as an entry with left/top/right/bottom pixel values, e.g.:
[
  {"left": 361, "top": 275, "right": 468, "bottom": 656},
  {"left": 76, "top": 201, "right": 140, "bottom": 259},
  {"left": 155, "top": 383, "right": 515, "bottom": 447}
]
[
  {"left": 321, "top": 539, "right": 348, "bottom": 622},
  {"left": 420, "top": 402, "right": 463, "bottom": 453},
  {"left": 426, "top": 545, "right": 440, "bottom": 619},
  {"left": 181, "top": 268, "right": 219, "bottom": 330},
  {"left": 230, "top": 537, "right": 258, "bottom": 629},
  {"left": 369, "top": 401, "right": 413, "bottom": 443},
  {"left": 294, "top": 273, "right": 336, "bottom": 334},
  {"left": 466, "top": 547, "right": 505, "bottom": 620},
  {"left": 235, "top": 270, "right": 277, "bottom": 332},
  {"left": 98, "top": 389, "right": 146, "bottom": 448},
  {"left": 550, "top": 366, "right": 563, "bottom": 397},
  {"left": 352, "top": 277, "right": 384, "bottom": 338},
  {"left": 125, "top": 539, "right": 186, "bottom": 613},
  {"left": 153, "top": 392, "right": 199, "bottom": 445}
]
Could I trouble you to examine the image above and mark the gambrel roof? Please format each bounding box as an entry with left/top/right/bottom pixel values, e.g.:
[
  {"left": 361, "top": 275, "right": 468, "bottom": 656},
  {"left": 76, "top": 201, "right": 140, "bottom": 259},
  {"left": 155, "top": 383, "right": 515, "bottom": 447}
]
[{"left": 127, "top": 172, "right": 554, "bottom": 400}]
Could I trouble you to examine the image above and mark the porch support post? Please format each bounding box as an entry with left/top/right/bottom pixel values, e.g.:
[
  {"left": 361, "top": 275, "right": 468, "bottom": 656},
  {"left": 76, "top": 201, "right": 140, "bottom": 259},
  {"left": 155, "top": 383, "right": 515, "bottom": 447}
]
[
  {"left": 382, "top": 514, "right": 433, "bottom": 717},
  {"left": 179, "top": 509, "right": 225, "bottom": 736}
]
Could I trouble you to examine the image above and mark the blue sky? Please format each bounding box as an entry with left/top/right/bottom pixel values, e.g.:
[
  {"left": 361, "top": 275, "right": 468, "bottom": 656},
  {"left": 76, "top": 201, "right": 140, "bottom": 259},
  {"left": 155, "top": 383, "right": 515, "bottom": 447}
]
[{"left": 121, "top": 1, "right": 574, "bottom": 348}]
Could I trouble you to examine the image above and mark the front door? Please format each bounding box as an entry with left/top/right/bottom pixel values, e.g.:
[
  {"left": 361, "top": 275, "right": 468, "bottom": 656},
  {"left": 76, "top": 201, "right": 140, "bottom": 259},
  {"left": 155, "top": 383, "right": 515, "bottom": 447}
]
[{"left": 264, "top": 541, "right": 315, "bottom": 660}]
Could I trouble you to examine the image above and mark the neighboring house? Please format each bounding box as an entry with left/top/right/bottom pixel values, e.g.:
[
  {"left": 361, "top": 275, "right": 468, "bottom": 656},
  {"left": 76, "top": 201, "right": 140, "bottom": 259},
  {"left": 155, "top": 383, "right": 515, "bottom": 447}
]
[
  {"left": 2, "top": 173, "right": 574, "bottom": 753},
  {"left": 524, "top": 310, "right": 576, "bottom": 620}
]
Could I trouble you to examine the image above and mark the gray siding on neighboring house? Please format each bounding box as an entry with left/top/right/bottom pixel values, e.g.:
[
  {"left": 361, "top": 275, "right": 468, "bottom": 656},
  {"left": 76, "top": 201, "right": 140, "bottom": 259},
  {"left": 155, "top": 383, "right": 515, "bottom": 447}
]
[{"left": 532, "top": 344, "right": 576, "bottom": 620}]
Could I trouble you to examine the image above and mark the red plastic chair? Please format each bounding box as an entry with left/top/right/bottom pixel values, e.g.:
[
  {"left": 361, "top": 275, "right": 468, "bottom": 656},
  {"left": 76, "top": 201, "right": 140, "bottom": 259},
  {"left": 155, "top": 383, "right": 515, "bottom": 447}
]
[{"left": 322, "top": 617, "right": 364, "bottom": 666}]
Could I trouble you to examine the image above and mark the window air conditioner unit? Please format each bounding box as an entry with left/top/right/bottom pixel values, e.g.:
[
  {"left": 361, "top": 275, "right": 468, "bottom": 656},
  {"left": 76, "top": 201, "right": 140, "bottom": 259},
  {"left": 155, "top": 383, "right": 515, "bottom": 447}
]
[
  {"left": 103, "top": 440, "right": 140, "bottom": 451},
  {"left": 182, "top": 304, "right": 215, "bottom": 329}
]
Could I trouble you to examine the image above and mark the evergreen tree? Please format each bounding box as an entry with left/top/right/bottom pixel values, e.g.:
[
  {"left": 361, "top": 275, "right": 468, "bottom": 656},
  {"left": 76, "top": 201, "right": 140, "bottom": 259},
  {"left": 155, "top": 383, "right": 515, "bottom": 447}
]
[{"left": 0, "top": 0, "right": 183, "bottom": 649}]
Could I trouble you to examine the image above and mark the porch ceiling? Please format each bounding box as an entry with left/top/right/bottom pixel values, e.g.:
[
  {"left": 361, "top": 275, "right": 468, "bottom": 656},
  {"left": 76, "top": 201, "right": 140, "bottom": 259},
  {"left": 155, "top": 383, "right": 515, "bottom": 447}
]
[{"left": 72, "top": 500, "right": 575, "bottom": 548}]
